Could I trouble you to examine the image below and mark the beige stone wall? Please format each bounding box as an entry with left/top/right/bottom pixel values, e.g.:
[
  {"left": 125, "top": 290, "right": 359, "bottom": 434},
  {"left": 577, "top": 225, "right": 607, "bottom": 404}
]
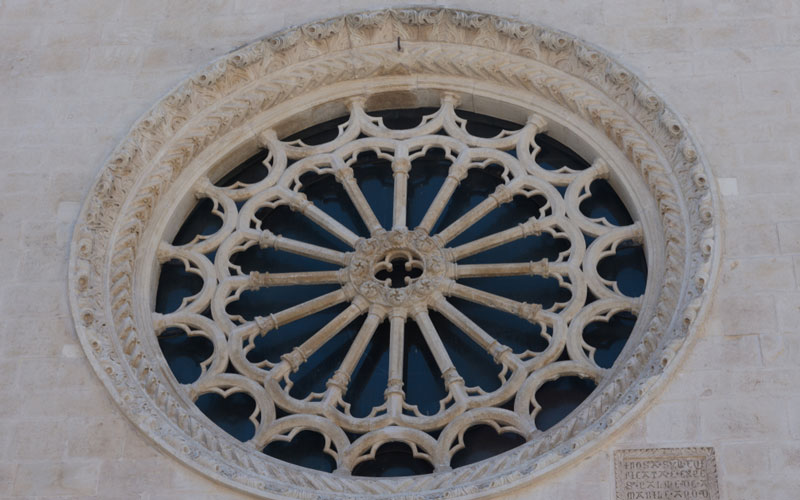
[{"left": 1, "top": 1, "right": 798, "bottom": 498}]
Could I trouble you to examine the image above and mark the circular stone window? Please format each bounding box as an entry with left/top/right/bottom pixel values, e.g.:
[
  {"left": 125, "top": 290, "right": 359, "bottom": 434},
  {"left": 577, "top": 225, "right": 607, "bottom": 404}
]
[{"left": 69, "top": 8, "right": 719, "bottom": 499}]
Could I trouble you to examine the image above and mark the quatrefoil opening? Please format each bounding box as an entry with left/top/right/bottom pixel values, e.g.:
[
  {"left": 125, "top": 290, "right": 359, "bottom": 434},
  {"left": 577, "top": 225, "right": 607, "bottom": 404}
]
[{"left": 373, "top": 249, "right": 425, "bottom": 288}]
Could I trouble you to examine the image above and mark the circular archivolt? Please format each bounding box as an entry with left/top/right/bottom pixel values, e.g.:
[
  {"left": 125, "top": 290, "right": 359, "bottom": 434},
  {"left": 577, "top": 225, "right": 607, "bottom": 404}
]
[{"left": 69, "top": 7, "right": 719, "bottom": 499}]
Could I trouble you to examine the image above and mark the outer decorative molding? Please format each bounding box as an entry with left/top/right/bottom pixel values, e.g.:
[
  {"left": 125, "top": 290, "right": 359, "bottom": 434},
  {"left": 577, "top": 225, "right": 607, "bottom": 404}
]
[{"left": 68, "top": 7, "right": 720, "bottom": 499}]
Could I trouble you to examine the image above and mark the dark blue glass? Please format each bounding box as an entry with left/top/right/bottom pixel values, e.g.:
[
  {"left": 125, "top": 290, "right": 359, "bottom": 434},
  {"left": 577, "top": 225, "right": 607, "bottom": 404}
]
[
  {"left": 263, "top": 431, "right": 337, "bottom": 472},
  {"left": 195, "top": 392, "right": 256, "bottom": 442},
  {"left": 583, "top": 311, "right": 637, "bottom": 369},
  {"left": 534, "top": 376, "right": 597, "bottom": 431},
  {"left": 172, "top": 198, "right": 222, "bottom": 246},
  {"left": 352, "top": 442, "right": 435, "bottom": 477},
  {"left": 155, "top": 260, "right": 203, "bottom": 314},
  {"left": 157, "top": 328, "right": 214, "bottom": 384},
  {"left": 450, "top": 425, "right": 526, "bottom": 468}
]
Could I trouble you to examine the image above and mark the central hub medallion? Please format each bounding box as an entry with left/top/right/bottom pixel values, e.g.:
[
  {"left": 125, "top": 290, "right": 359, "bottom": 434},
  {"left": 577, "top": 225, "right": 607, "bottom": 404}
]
[
  {"left": 348, "top": 229, "right": 448, "bottom": 308},
  {"left": 373, "top": 249, "right": 424, "bottom": 288}
]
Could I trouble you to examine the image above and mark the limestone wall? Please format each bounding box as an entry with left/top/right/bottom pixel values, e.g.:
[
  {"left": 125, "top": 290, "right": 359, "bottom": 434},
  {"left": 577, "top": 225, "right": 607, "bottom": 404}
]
[{"left": 1, "top": 1, "right": 798, "bottom": 498}]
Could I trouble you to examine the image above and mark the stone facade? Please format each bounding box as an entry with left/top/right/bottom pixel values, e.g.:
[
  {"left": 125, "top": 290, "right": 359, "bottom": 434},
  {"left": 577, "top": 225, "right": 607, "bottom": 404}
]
[{"left": 1, "top": 1, "right": 798, "bottom": 499}]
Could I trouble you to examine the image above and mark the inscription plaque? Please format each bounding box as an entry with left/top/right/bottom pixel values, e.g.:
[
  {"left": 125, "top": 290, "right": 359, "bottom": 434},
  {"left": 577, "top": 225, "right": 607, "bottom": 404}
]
[{"left": 614, "top": 448, "right": 719, "bottom": 500}]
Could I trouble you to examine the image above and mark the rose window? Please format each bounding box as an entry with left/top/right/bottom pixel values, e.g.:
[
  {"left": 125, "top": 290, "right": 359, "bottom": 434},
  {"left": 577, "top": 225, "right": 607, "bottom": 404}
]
[
  {"left": 70, "top": 8, "right": 718, "bottom": 497},
  {"left": 154, "top": 95, "right": 647, "bottom": 476}
]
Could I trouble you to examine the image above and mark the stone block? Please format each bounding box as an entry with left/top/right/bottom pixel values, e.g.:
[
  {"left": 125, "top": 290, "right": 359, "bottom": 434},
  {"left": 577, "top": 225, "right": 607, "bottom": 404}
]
[
  {"left": 0, "top": 358, "right": 17, "bottom": 386},
  {"left": 769, "top": 442, "right": 800, "bottom": 474},
  {"left": 787, "top": 397, "right": 800, "bottom": 439},
  {"left": 724, "top": 223, "right": 778, "bottom": 257},
  {"left": 691, "top": 19, "right": 779, "bottom": 49},
  {"left": 9, "top": 419, "right": 69, "bottom": 459},
  {"left": 716, "top": 177, "right": 739, "bottom": 197},
  {"left": 718, "top": 442, "right": 771, "bottom": 476},
  {"left": 698, "top": 397, "right": 787, "bottom": 440},
  {"left": 39, "top": 22, "right": 102, "bottom": 48},
  {"left": 664, "top": 0, "right": 715, "bottom": 24},
  {"left": 0, "top": 315, "right": 73, "bottom": 359},
  {"left": 625, "top": 26, "right": 689, "bottom": 52},
  {"left": 611, "top": 414, "right": 648, "bottom": 445},
  {"left": 100, "top": 22, "right": 156, "bottom": 46},
  {"left": 121, "top": 427, "right": 165, "bottom": 460},
  {"left": 737, "top": 164, "right": 800, "bottom": 195},
  {"left": 658, "top": 369, "right": 719, "bottom": 400},
  {"left": 19, "top": 388, "right": 116, "bottom": 418},
  {"left": 12, "top": 461, "right": 99, "bottom": 497},
  {"left": 737, "top": 71, "right": 794, "bottom": 118},
  {"left": 795, "top": 255, "right": 800, "bottom": 287},
  {"left": 663, "top": 74, "right": 739, "bottom": 121},
  {"left": 601, "top": 0, "right": 669, "bottom": 25},
  {"left": 777, "top": 222, "right": 800, "bottom": 254},
  {"left": 721, "top": 257, "right": 796, "bottom": 293},
  {"left": 723, "top": 478, "right": 799, "bottom": 500},
  {"left": 758, "top": 334, "right": 794, "bottom": 366},
  {"left": 645, "top": 400, "right": 700, "bottom": 442},
  {"left": 689, "top": 48, "right": 754, "bottom": 77},
  {"left": 682, "top": 332, "right": 765, "bottom": 371},
  {"left": 724, "top": 368, "right": 799, "bottom": 397},
  {"left": 738, "top": 140, "right": 794, "bottom": 164},
  {"left": 66, "top": 418, "right": 127, "bottom": 459},
  {"left": 0, "top": 462, "right": 14, "bottom": 495},
  {"left": 96, "top": 459, "right": 173, "bottom": 496},
  {"left": 723, "top": 194, "right": 797, "bottom": 226}
]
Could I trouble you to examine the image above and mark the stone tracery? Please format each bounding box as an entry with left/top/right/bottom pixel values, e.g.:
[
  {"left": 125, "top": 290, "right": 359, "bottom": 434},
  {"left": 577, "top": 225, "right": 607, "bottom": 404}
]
[{"left": 155, "top": 95, "right": 646, "bottom": 474}]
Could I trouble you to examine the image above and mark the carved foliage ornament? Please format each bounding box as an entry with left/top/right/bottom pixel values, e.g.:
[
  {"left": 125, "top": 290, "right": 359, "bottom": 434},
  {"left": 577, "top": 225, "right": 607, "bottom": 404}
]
[{"left": 69, "top": 7, "right": 719, "bottom": 499}]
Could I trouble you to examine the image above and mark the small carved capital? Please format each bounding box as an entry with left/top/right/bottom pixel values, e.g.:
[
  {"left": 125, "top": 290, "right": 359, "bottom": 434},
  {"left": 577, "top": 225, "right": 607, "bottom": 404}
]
[
  {"left": 392, "top": 158, "right": 411, "bottom": 175},
  {"left": 255, "top": 314, "right": 278, "bottom": 333}
]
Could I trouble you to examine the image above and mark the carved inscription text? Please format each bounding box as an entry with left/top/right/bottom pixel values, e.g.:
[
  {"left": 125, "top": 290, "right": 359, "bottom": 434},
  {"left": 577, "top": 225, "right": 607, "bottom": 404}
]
[{"left": 614, "top": 448, "right": 719, "bottom": 500}]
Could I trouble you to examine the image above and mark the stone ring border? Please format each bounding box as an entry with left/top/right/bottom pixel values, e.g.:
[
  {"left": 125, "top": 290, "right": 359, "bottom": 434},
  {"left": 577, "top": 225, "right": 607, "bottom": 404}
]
[{"left": 68, "top": 7, "right": 720, "bottom": 499}]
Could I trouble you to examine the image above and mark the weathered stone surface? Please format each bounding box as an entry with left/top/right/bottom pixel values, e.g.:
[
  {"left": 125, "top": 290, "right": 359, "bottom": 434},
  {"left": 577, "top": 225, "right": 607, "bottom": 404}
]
[{"left": 1, "top": 0, "right": 799, "bottom": 498}]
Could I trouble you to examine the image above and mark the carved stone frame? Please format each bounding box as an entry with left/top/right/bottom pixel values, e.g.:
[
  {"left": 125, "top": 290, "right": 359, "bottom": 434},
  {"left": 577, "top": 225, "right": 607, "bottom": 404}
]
[{"left": 68, "top": 7, "right": 719, "bottom": 499}]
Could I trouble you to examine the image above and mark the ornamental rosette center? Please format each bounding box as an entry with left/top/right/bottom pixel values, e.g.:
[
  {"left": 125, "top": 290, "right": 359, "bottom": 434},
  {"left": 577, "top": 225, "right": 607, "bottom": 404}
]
[{"left": 350, "top": 229, "right": 447, "bottom": 307}]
